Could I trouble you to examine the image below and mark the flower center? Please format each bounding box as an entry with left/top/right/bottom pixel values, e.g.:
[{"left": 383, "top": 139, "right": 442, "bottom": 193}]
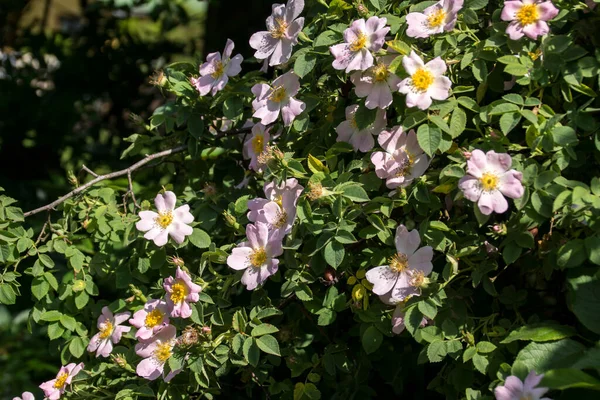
[
  {"left": 249, "top": 247, "right": 267, "bottom": 268},
  {"left": 389, "top": 253, "right": 409, "bottom": 273},
  {"left": 269, "top": 86, "right": 287, "bottom": 103},
  {"left": 270, "top": 18, "right": 288, "bottom": 39},
  {"left": 211, "top": 61, "right": 224, "bottom": 79},
  {"left": 516, "top": 4, "right": 539, "bottom": 26},
  {"left": 252, "top": 134, "right": 265, "bottom": 154},
  {"left": 350, "top": 117, "right": 358, "bottom": 129},
  {"left": 274, "top": 195, "right": 283, "bottom": 208},
  {"left": 153, "top": 341, "right": 173, "bottom": 364},
  {"left": 395, "top": 151, "right": 416, "bottom": 177},
  {"left": 372, "top": 63, "right": 389, "bottom": 82},
  {"left": 170, "top": 281, "right": 188, "bottom": 304},
  {"left": 427, "top": 9, "right": 446, "bottom": 28},
  {"left": 350, "top": 32, "right": 367, "bottom": 52},
  {"left": 155, "top": 212, "right": 173, "bottom": 229},
  {"left": 144, "top": 309, "right": 164, "bottom": 328},
  {"left": 411, "top": 68, "right": 434, "bottom": 92},
  {"left": 54, "top": 372, "right": 69, "bottom": 389},
  {"left": 99, "top": 321, "right": 114, "bottom": 339},
  {"left": 480, "top": 172, "right": 499, "bottom": 192},
  {"left": 410, "top": 270, "right": 425, "bottom": 287},
  {"left": 274, "top": 209, "right": 288, "bottom": 229},
  {"left": 307, "top": 182, "right": 324, "bottom": 201}
]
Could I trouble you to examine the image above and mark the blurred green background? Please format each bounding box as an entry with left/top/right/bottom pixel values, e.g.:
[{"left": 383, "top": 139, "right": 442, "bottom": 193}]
[{"left": 0, "top": 0, "right": 272, "bottom": 396}]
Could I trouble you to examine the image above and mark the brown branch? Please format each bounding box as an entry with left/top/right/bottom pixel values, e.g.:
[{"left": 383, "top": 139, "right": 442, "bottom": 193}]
[
  {"left": 81, "top": 164, "right": 99, "bottom": 178},
  {"left": 24, "top": 145, "right": 187, "bottom": 218},
  {"left": 127, "top": 170, "right": 139, "bottom": 208}
]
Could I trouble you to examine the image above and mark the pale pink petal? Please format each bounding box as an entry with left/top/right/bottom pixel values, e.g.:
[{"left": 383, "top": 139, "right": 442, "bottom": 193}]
[
  {"left": 249, "top": 31, "right": 278, "bottom": 59},
  {"left": 408, "top": 246, "right": 434, "bottom": 275},
  {"left": 537, "top": 2, "right": 559, "bottom": 20},
  {"left": 282, "top": 97, "right": 305, "bottom": 126},
  {"left": 163, "top": 191, "right": 177, "bottom": 211},
  {"left": 428, "top": 76, "right": 451, "bottom": 100},
  {"left": 223, "top": 38, "right": 235, "bottom": 59},
  {"left": 136, "top": 357, "right": 163, "bottom": 381},
  {"left": 506, "top": 21, "right": 525, "bottom": 40},
  {"left": 152, "top": 229, "right": 169, "bottom": 247},
  {"left": 285, "top": 0, "right": 305, "bottom": 22},
  {"left": 478, "top": 190, "right": 508, "bottom": 215},
  {"left": 365, "top": 266, "right": 399, "bottom": 296},
  {"left": 395, "top": 225, "right": 421, "bottom": 256},
  {"left": 466, "top": 149, "right": 487, "bottom": 178},
  {"left": 174, "top": 205, "right": 194, "bottom": 224},
  {"left": 228, "top": 246, "right": 253, "bottom": 270},
  {"left": 406, "top": 13, "right": 430, "bottom": 39},
  {"left": 499, "top": 170, "right": 524, "bottom": 199},
  {"left": 227, "top": 54, "right": 243, "bottom": 77},
  {"left": 501, "top": 1, "right": 523, "bottom": 21},
  {"left": 403, "top": 51, "right": 425, "bottom": 76},
  {"left": 522, "top": 20, "right": 549, "bottom": 40},
  {"left": 352, "top": 131, "right": 375, "bottom": 152}
]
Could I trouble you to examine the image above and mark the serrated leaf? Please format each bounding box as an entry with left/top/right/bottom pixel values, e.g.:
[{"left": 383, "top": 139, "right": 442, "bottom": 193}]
[
  {"left": 417, "top": 124, "right": 441, "bottom": 157},
  {"left": 256, "top": 334, "right": 281, "bottom": 356}
]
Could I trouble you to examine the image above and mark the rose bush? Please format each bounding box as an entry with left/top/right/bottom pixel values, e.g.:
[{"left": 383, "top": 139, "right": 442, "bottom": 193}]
[{"left": 2, "top": 0, "right": 600, "bottom": 399}]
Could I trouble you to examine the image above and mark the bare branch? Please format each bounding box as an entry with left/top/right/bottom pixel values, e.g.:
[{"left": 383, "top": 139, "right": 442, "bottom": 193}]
[
  {"left": 81, "top": 164, "right": 99, "bottom": 178},
  {"left": 24, "top": 145, "right": 187, "bottom": 218},
  {"left": 127, "top": 170, "right": 139, "bottom": 208}
]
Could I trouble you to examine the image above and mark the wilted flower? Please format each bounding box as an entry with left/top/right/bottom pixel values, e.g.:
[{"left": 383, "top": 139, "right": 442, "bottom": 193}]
[
  {"left": 458, "top": 149, "right": 524, "bottom": 215},
  {"left": 135, "top": 325, "right": 181, "bottom": 382},
  {"left": 251, "top": 71, "right": 305, "bottom": 126},
  {"left": 366, "top": 225, "right": 434, "bottom": 302},
  {"left": 330, "top": 17, "right": 390, "bottom": 73},
  {"left": 191, "top": 39, "right": 243, "bottom": 96},
  {"left": 370, "top": 126, "right": 430, "bottom": 189},
  {"left": 136, "top": 191, "right": 194, "bottom": 246},
  {"left": 494, "top": 370, "right": 551, "bottom": 400},
  {"left": 129, "top": 298, "right": 171, "bottom": 340},
  {"left": 350, "top": 58, "right": 402, "bottom": 109},
  {"left": 226, "top": 222, "right": 284, "bottom": 290},
  {"left": 39, "top": 363, "right": 84, "bottom": 400},
  {"left": 163, "top": 266, "right": 202, "bottom": 319},
  {"left": 12, "top": 392, "right": 34, "bottom": 400},
  {"left": 243, "top": 124, "right": 271, "bottom": 172},
  {"left": 406, "top": 0, "right": 464, "bottom": 38},
  {"left": 306, "top": 182, "right": 325, "bottom": 201},
  {"left": 335, "top": 105, "right": 386, "bottom": 152},
  {"left": 398, "top": 51, "right": 452, "bottom": 110},
  {"left": 249, "top": 0, "right": 305, "bottom": 66},
  {"left": 501, "top": 0, "right": 559, "bottom": 40},
  {"left": 87, "top": 306, "right": 131, "bottom": 358},
  {"left": 180, "top": 326, "right": 200, "bottom": 346},
  {"left": 248, "top": 178, "right": 304, "bottom": 234}
]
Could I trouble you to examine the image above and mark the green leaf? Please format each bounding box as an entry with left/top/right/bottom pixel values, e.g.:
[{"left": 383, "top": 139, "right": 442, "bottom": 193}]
[
  {"left": 313, "top": 31, "right": 339, "bottom": 47},
  {"left": 32, "top": 277, "right": 50, "bottom": 300},
  {"left": 0, "top": 283, "right": 16, "bottom": 305},
  {"left": 294, "top": 50, "right": 317, "bottom": 79},
  {"left": 476, "top": 341, "right": 497, "bottom": 353},
  {"left": 39, "top": 254, "right": 55, "bottom": 268},
  {"left": 368, "top": 0, "right": 387, "bottom": 10},
  {"left": 552, "top": 126, "right": 578, "bottom": 146},
  {"left": 568, "top": 273, "right": 600, "bottom": 334},
  {"left": 584, "top": 236, "right": 600, "bottom": 265},
  {"left": 361, "top": 325, "right": 383, "bottom": 354},
  {"left": 341, "top": 184, "right": 369, "bottom": 202},
  {"left": 48, "top": 322, "right": 65, "bottom": 340},
  {"left": 541, "top": 369, "right": 600, "bottom": 391},
  {"left": 472, "top": 353, "right": 489, "bottom": 374},
  {"left": 256, "top": 334, "right": 281, "bottom": 356},
  {"left": 449, "top": 108, "right": 467, "bottom": 138},
  {"left": 417, "top": 124, "right": 441, "bottom": 157},
  {"left": 60, "top": 314, "right": 77, "bottom": 331},
  {"left": 514, "top": 340, "right": 585, "bottom": 374},
  {"left": 41, "top": 310, "right": 62, "bottom": 322},
  {"left": 557, "top": 239, "right": 586, "bottom": 268},
  {"left": 501, "top": 323, "right": 576, "bottom": 344},
  {"left": 242, "top": 337, "right": 260, "bottom": 366},
  {"left": 251, "top": 323, "right": 279, "bottom": 337},
  {"left": 69, "top": 337, "right": 87, "bottom": 358},
  {"left": 189, "top": 228, "right": 211, "bottom": 249},
  {"left": 418, "top": 299, "right": 438, "bottom": 320},
  {"left": 354, "top": 105, "right": 377, "bottom": 130},
  {"left": 324, "top": 240, "right": 345, "bottom": 268},
  {"left": 427, "top": 341, "right": 447, "bottom": 362},
  {"left": 499, "top": 112, "right": 521, "bottom": 135},
  {"left": 317, "top": 308, "right": 336, "bottom": 326},
  {"left": 294, "top": 382, "right": 321, "bottom": 400},
  {"left": 188, "top": 114, "right": 204, "bottom": 140},
  {"left": 403, "top": 306, "right": 423, "bottom": 336}
]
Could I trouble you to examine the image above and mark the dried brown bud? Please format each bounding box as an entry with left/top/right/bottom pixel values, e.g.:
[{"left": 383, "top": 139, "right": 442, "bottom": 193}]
[
  {"left": 149, "top": 70, "right": 167, "bottom": 87},
  {"left": 306, "top": 182, "right": 324, "bottom": 201},
  {"left": 180, "top": 326, "right": 200, "bottom": 346},
  {"left": 323, "top": 267, "right": 336, "bottom": 282},
  {"left": 202, "top": 182, "right": 217, "bottom": 197}
]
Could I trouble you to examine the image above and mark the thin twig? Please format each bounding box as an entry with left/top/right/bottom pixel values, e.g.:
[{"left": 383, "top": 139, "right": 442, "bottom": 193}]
[
  {"left": 81, "top": 165, "right": 99, "bottom": 178},
  {"left": 127, "top": 170, "right": 139, "bottom": 208},
  {"left": 35, "top": 218, "right": 49, "bottom": 245},
  {"left": 24, "top": 145, "right": 187, "bottom": 218}
]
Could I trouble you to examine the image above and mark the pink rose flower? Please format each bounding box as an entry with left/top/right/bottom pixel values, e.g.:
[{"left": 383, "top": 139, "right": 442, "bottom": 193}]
[
  {"left": 13, "top": 392, "right": 35, "bottom": 400},
  {"left": 370, "top": 126, "right": 430, "bottom": 189},
  {"left": 398, "top": 51, "right": 452, "bottom": 110},
  {"left": 191, "top": 39, "right": 243, "bottom": 96},
  {"left": 391, "top": 303, "right": 429, "bottom": 334},
  {"left": 458, "top": 149, "right": 524, "bottom": 215},
  {"left": 135, "top": 325, "right": 181, "bottom": 382},
  {"left": 243, "top": 123, "right": 271, "bottom": 172},
  {"left": 365, "top": 225, "right": 433, "bottom": 302},
  {"left": 87, "top": 306, "right": 131, "bottom": 358},
  {"left": 129, "top": 298, "right": 171, "bottom": 341},
  {"left": 252, "top": 71, "right": 305, "bottom": 126},
  {"left": 350, "top": 58, "right": 402, "bottom": 109},
  {"left": 135, "top": 191, "right": 194, "bottom": 247},
  {"left": 330, "top": 16, "right": 390, "bottom": 73},
  {"left": 249, "top": 0, "right": 305, "bottom": 66},
  {"left": 39, "top": 363, "right": 84, "bottom": 400},
  {"left": 495, "top": 371, "right": 550, "bottom": 400},
  {"left": 247, "top": 178, "right": 304, "bottom": 235},
  {"left": 226, "top": 222, "right": 284, "bottom": 290},
  {"left": 335, "top": 105, "right": 386, "bottom": 152},
  {"left": 406, "top": 0, "right": 464, "bottom": 38},
  {"left": 163, "top": 266, "right": 202, "bottom": 319},
  {"left": 501, "top": 0, "right": 559, "bottom": 40}
]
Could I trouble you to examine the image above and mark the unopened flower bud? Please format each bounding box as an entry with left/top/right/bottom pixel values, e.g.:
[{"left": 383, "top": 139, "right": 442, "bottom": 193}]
[
  {"left": 492, "top": 223, "right": 507, "bottom": 235},
  {"left": 82, "top": 219, "right": 90, "bottom": 229},
  {"left": 167, "top": 256, "right": 185, "bottom": 267},
  {"left": 128, "top": 284, "right": 147, "bottom": 303},
  {"left": 68, "top": 170, "right": 78, "bottom": 186},
  {"left": 149, "top": 70, "right": 167, "bottom": 87},
  {"left": 463, "top": 331, "right": 475, "bottom": 346},
  {"left": 112, "top": 353, "right": 128, "bottom": 368},
  {"left": 201, "top": 326, "right": 212, "bottom": 334},
  {"left": 462, "top": 150, "right": 472, "bottom": 159},
  {"left": 354, "top": 1, "right": 369, "bottom": 16},
  {"left": 223, "top": 210, "right": 239, "bottom": 228}
]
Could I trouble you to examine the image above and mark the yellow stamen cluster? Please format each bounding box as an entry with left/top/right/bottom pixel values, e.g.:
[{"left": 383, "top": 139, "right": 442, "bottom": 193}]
[
  {"left": 211, "top": 61, "right": 224, "bottom": 79},
  {"left": 155, "top": 212, "right": 173, "bottom": 229},
  {"left": 350, "top": 32, "right": 367, "bottom": 52},
  {"left": 269, "top": 86, "right": 287, "bottom": 103},
  {"left": 427, "top": 9, "right": 446, "bottom": 28},
  {"left": 252, "top": 134, "right": 265, "bottom": 154},
  {"left": 516, "top": 4, "right": 539, "bottom": 26},
  {"left": 372, "top": 63, "right": 389, "bottom": 82},
  {"left": 411, "top": 68, "right": 434, "bottom": 92},
  {"left": 306, "top": 182, "right": 324, "bottom": 201},
  {"left": 270, "top": 18, "right": 288, "bottom": 39},
  {"left": 395, "top": 151, "right": 416, "bottom": 177},
  {"left": 410, "top": 271, "right": 426, "bottom": 288},
  {"left": 153, "top": 342, "right": 173, "bottom": 364},
  {"left": 53, "top": 372, "right": 69, "bottom": 389},
  {"left": 389, "top": 252, "right": 409, "bottom": 273},
  {"left": 170, "top": 281, "right": 188, "bottom": 304},
  {"left": 480, "top": 172, "right": 499, "bottom": 192},
  {"left": 274, "top": 195, "right": 283, "bottom": 208},
  {"left": 249, "top": 248, "right": 267, "bottom": 268},
  {"left": 144, "top": 309, "right": 164, "bottom": 328},
  {"left": 99, "top": 321, "right": 114, "bottom": 340},
  {"left": 274, "top": 210, "right": 288, "bottom": 229}
]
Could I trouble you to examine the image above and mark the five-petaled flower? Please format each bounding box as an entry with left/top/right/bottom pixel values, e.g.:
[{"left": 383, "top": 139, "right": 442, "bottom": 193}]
[
  {"left": 243, "top": 123, "right": 271, "bottom": 172},
  {"left": 87, "top": 306, "right": 131, "bottom": 358},
  {"left": 135, "top": 325, "right": 181, "bottom": 382},
  {"left": 163, "top": 266, "right": 202, "bottom": 319},
  {"left": 350, "top": 57, "right": 402, "bottom": 109},
  {"left": 501, "top": 0, "right": 559, "bottom": 40},
  {"left": 370, "top": 126, "right": 430, "bottom": 189},
  {"left": 129, "top": 298, "right": 171, "bottom": 340},
  {"left": 330, "top": 16, "right": 390, "bottom": 73},
  {"left": 398, "top": 51, "right": 452, "bottom": 110},
  {"left": 406, "top": 0, "right": 464, "bottom": 38},
  {"left": 335, "top": 104, "right": 386, "bottom": 152},
  {"left": 458, "top": 149, "right": 524, "bottom": 215},
  {"left": 136, "top": 191, "right": 194, "bottom": 247},
  {"left": 247, "top": 178, "right": 304, "bottom": 235},
  {"left": 494, "top": 370, "right": 551, "bottom": 400},
  {"left": 252, "top": 71, "right": 305, "bottom": 126},
  {"left": 13, "top": 392, "right": 35, "bottom": 400},
  {"left": 249, "top": 0, "right": 305, "bottom": 66},
  {"left": 191, "top": 38, "right": 243, "bottom": 96},
  {"left": 39, "top": 363, "right": 84, "bottom": 400},
  {"left": 366, "top": 225, "right": 434, "bottom": 302},
  {"left": 226, "top": 222, "right": 284, "bottom": 290}
]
